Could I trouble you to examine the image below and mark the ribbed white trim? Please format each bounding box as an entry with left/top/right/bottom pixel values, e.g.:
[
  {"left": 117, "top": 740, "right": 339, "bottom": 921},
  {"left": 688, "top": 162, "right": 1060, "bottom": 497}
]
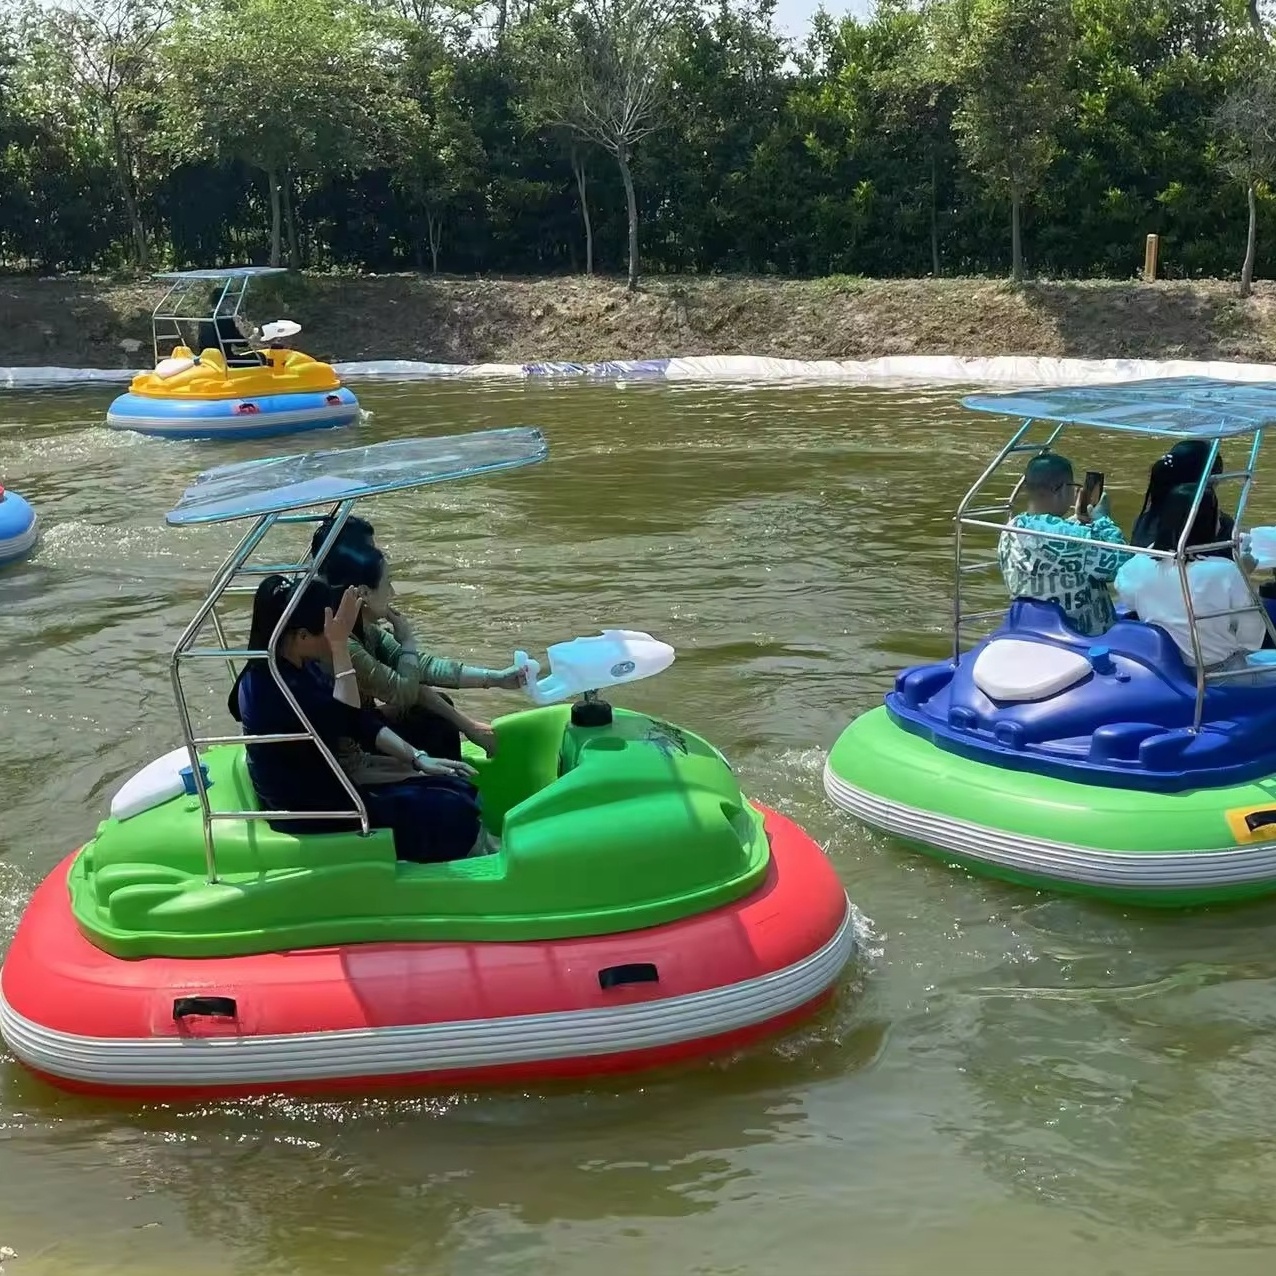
[
  {"left": 0, "top": 902, "right": 854, "bottom": 1087},
  {"left": 0, "top": 517, "right": 38, "bottom": 563},
  {"left": 106, "top": 404, "right": 358, "bottom": 435},
  {"left": 824, "top": 761, "right": 1276, "bottom": 889}
]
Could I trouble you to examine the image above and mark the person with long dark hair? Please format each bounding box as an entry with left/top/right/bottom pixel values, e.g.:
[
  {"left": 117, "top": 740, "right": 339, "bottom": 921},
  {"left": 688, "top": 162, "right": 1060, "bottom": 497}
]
[
  {"left": 1115, "top": 483, "right": 1265, "bottom": 670},
  {"left": 228, "top": 574, "right": 482, "bottom": 862},
  {"left": 313, "top": 539, "right": 505, "bottom": 772},
  {"left": 1131, "top": 440, "right": 1236, "bottom": 556},
  {"left": 310, "top": 519, "right": 525, "bottom": 763}
]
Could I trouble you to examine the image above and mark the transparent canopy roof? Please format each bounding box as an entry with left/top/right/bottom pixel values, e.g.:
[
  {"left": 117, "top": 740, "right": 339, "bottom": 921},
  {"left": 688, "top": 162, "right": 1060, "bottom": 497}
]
[
  {"left": 152, "top": 266, "right": 289, "bottom": 281},
  {"left": 963, "top": 377, "right": 1276, "bottom": 438},
  {"left": 166, "top": 428, "right": 549, "bottom": 526}
]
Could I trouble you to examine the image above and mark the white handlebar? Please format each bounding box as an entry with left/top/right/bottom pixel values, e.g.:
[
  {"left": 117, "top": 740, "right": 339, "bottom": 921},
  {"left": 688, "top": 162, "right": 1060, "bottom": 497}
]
[{"left": 516, "top": 629, "right": 675, "bottom": 705}]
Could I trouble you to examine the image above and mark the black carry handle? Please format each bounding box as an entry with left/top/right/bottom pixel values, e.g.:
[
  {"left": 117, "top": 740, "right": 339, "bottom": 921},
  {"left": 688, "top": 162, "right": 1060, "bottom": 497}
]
[
  {"left": 173, "top": 995, "right": 238, "bottom": 1020},
  {"left": 1245, "top": 809, "right": 1276, "bottom": 833},
  {"left": 597, "top": 962, "right": 659, "bottom": 990}
]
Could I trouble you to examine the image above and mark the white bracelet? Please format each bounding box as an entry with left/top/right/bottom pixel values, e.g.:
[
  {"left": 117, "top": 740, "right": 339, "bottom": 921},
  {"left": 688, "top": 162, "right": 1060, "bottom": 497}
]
[{"left": 335, "top": 669, "right": 356, "bottom": 680}]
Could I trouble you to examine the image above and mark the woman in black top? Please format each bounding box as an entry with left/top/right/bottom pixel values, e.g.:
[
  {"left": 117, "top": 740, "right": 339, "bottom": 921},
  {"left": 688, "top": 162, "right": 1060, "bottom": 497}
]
[
  {"left": 1131, "top": 440, "right": 1235, "bottom": 557},
  {"left": 228, "top": 574, "right": 481, "bottom": 862}
]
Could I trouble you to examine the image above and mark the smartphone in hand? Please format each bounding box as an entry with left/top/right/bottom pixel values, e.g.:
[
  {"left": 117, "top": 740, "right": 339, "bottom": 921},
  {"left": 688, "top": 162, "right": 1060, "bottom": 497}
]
[{"left": 1082, "top": 470, "right": 1105, "bottom": 509}]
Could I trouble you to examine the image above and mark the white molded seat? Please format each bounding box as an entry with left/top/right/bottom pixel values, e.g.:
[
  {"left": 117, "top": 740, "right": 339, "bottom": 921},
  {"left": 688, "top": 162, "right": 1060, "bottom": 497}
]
[{"left": 973, "top": 639, "right": 1092, "bottom": 703}]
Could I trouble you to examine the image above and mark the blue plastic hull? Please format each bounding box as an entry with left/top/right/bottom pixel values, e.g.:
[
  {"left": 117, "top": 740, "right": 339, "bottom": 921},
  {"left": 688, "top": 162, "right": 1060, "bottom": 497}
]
[
  {"left": 0, "top": 489, "right": 38, "bottom": 566},
  {"left": 106, "top": 387, "right": 361, "bottom": 440}
]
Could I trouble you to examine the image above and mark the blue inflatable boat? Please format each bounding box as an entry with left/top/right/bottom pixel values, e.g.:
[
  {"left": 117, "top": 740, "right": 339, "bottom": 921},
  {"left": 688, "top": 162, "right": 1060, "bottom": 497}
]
[
  {"left": 0, "top": 486, "right": 39, "bottom": 566},
  {"left": 106, "top": 387, "right": 361, "bottom": 441}
]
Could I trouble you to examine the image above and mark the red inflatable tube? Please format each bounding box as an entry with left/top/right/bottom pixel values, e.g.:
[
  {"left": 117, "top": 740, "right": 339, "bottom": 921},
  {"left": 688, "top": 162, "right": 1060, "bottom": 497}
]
[{"left": 0, "top": 807, "right": 854, "bottom": 1099}]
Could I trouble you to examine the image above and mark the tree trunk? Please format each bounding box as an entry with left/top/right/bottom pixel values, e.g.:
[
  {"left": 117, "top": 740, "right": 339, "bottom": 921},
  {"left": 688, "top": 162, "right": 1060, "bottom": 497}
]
[
  {"left": 1010, "top": 187, "right": 1023, "bottom": 283},
  {"left": 109, "top": 115, "right": 148, "bottom": 269},
  {"left": 426, "top": 210, "right": 442, "bottom": 274},
  {"left": 1242, "top": 179, "right": 1258, "bottom": 298},
  {"left": 572, "top": 146, "right": 594, "bottom": 276},
  {"left": 267, "top": 168, "right": 283, "bottom": 267},
  {"left": 283, "top": 171, "right": 299, "bottom": 268},
  {"left": 617, "top": 144, "right": 639, "bottom": 291},
  {"left": 929, "top": 148, "right": 941, "bottom": 277}
]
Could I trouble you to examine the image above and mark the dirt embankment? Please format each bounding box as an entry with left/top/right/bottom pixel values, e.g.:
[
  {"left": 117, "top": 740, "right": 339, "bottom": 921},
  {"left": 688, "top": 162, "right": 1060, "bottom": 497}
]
[{"left": 2, "top": 273, "right": 1275, "bottom": 369}]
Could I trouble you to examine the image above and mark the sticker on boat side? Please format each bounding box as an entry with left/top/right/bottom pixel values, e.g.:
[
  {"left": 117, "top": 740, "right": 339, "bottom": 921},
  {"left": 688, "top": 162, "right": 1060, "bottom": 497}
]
[
  {"left": 1224, "top": 804, "right": 1276, "bottom": 844},
  {"left": 645, "top": 720, "right": 690, "bottom": 757}
]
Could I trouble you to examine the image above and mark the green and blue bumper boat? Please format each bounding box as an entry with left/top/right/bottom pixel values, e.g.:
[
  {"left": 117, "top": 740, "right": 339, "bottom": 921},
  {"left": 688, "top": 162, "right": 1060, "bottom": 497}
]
[{"left": 825, "top": 378, "right": 1276, "bottom": 907}]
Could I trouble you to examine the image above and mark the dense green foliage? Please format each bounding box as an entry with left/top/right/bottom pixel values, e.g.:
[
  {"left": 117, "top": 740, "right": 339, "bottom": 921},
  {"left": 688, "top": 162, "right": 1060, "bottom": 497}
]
[{"left": 0, "top": 0, "right": 1270, "bottom": 281}]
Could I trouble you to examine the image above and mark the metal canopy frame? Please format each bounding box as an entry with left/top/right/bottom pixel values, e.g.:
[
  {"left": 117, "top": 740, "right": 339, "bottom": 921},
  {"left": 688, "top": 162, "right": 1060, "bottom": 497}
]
[
  {"left": 955, "top": 384, "right": 1276, "bottom": 732},
  {"left": 171, "top": 500, "right": 370, "bottom": 884},
  {"left": 148, "top": 266, "right": 286, "bottom": 367},
  {"left": 165, "top": 428, "right": 549, "bottom": 885}
]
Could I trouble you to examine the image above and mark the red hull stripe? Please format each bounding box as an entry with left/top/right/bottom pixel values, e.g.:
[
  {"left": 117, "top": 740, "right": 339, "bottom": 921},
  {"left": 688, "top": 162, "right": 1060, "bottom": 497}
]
[{"left": 1, "top": 807, "right": 855, "bottom": 1096}]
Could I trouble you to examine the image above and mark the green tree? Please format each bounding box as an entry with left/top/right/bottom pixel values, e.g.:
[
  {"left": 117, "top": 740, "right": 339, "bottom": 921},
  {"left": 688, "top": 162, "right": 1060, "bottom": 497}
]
[
  {"left": 522, "top": 0, "right": 685, "bottom": 290},
  {"left": 162, "top": 0, "right": 415, "bottom": 266},
  {"left": 395, "top": 55, "right": 486, "bottom": 272},
  {"left": 936, "top": 0, "right": 1076, "bottom": 281},
  {"left": 1212, "top": 64, "right": 1276, "bottom": 295},
  {"left": 23, "top": 0, "right": 167, "bottom": 268}
]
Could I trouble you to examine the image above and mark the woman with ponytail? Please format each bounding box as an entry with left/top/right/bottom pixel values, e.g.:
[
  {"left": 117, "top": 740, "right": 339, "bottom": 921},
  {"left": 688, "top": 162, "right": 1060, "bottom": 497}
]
[
  {"left": 1132, "top": 441, "right": 1236, "bottom": 557},
  {"left": 228, "top": 575, "right": 483, "bottom": 862},
  {"left": 319, "top": 538, "right": 526, "bottom": 771}
]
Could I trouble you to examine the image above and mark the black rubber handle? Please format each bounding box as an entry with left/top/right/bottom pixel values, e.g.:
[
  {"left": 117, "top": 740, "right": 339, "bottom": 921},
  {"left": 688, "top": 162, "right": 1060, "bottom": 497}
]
[
  {"left": 598, "top": 962, "right": 659, "bottom": 990},
  {"left": 1245, "top": 810, "right": 1276, "bottom": 833},
  {"left": 173, "top": 995, "right": 238, "bottom": 1020}
]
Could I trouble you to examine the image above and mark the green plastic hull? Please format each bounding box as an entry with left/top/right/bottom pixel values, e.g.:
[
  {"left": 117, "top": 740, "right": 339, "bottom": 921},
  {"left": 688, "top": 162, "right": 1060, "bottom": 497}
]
[
  {"left": 824, "top": 707, "right": 1276, "bottom": 907},
  {"left": 72, "top": 706, "right": 771, "bottom": 958}
]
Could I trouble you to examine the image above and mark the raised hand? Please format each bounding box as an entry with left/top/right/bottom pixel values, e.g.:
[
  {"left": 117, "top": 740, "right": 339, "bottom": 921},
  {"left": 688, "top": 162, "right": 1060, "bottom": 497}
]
[{"left": 323, "top": 586, "right": 363, "bottom": 651}]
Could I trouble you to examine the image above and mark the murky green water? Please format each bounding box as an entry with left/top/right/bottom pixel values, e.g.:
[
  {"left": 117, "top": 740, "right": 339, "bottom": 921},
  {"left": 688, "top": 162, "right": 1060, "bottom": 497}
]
[{"left": 3, "top": 381, "right": 1276, "bottom": 1275}]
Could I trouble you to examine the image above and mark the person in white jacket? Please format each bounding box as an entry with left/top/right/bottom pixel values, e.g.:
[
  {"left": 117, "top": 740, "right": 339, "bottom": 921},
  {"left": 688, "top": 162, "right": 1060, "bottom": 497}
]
[{"left": 1114, "top": 483, "right": 1266, "bottom": 671}]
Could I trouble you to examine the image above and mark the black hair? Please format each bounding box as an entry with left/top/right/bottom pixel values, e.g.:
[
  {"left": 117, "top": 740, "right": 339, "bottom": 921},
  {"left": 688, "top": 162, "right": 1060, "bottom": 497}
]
[
  {"left": 322, "top": 540, "right": 387, "bottom": 593},
  {"left": 319, "top": 541, "right": 387, "bottom": 645},
  {"left": 227, "top": 574, "right": 334, "bottom": 721},
  {"left": 1136, "top": 440, "right": 1222, "bottom": 534},
  {"left": 309, "top": 513, "right": 375, "bottom": 562},
  {"left": 1023, "top": 452, "right": 1074, "bottom": 491},
  {"left": 1152, "top": 482, "right": 1220, "bottom": 554}
]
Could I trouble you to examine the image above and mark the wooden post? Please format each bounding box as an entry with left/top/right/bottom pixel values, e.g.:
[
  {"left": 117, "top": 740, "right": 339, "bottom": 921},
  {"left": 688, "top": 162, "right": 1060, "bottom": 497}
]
[{"left": 1143, "top": 233, "right": 1160, "bottom": 282}]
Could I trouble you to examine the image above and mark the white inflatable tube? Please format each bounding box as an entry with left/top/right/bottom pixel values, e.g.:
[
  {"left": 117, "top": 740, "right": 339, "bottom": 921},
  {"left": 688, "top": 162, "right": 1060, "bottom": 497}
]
[{"left": 6, "top": 353, "right": 1276, "bottom": 388}]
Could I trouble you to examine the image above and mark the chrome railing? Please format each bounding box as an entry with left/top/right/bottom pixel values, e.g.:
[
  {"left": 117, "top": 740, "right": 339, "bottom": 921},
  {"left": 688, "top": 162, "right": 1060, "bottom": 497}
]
[
  {"left": 170, "top": 498, "right": 370, "bottom": 884},
  {"left": 952, "top": 422, "right": 1276, "bottom": 732}
]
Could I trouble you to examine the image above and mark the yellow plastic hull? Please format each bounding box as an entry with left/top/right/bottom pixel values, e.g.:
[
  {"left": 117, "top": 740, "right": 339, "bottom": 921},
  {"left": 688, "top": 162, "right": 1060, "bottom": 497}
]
[{"left": 129, "top": 346, "right": 343, "bottom": 401}]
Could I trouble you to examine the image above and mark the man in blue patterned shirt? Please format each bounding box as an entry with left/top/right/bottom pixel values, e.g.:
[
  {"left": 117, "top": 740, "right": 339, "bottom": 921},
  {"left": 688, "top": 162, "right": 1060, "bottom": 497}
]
[{"left": 997, "top": 453, "right": 1129, "bottom": 636}]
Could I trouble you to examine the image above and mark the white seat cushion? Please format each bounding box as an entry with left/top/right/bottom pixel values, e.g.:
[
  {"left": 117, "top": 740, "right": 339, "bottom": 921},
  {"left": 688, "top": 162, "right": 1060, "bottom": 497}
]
[{"left": 972, "top": 639, "right": 1092, "bottom": 703}]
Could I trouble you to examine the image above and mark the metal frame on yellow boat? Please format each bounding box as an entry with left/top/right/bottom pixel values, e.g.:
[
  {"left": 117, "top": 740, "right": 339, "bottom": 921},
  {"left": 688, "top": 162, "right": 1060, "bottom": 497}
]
[{"left": 106, "top": 266, "right": 360, "bottom": 441}]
